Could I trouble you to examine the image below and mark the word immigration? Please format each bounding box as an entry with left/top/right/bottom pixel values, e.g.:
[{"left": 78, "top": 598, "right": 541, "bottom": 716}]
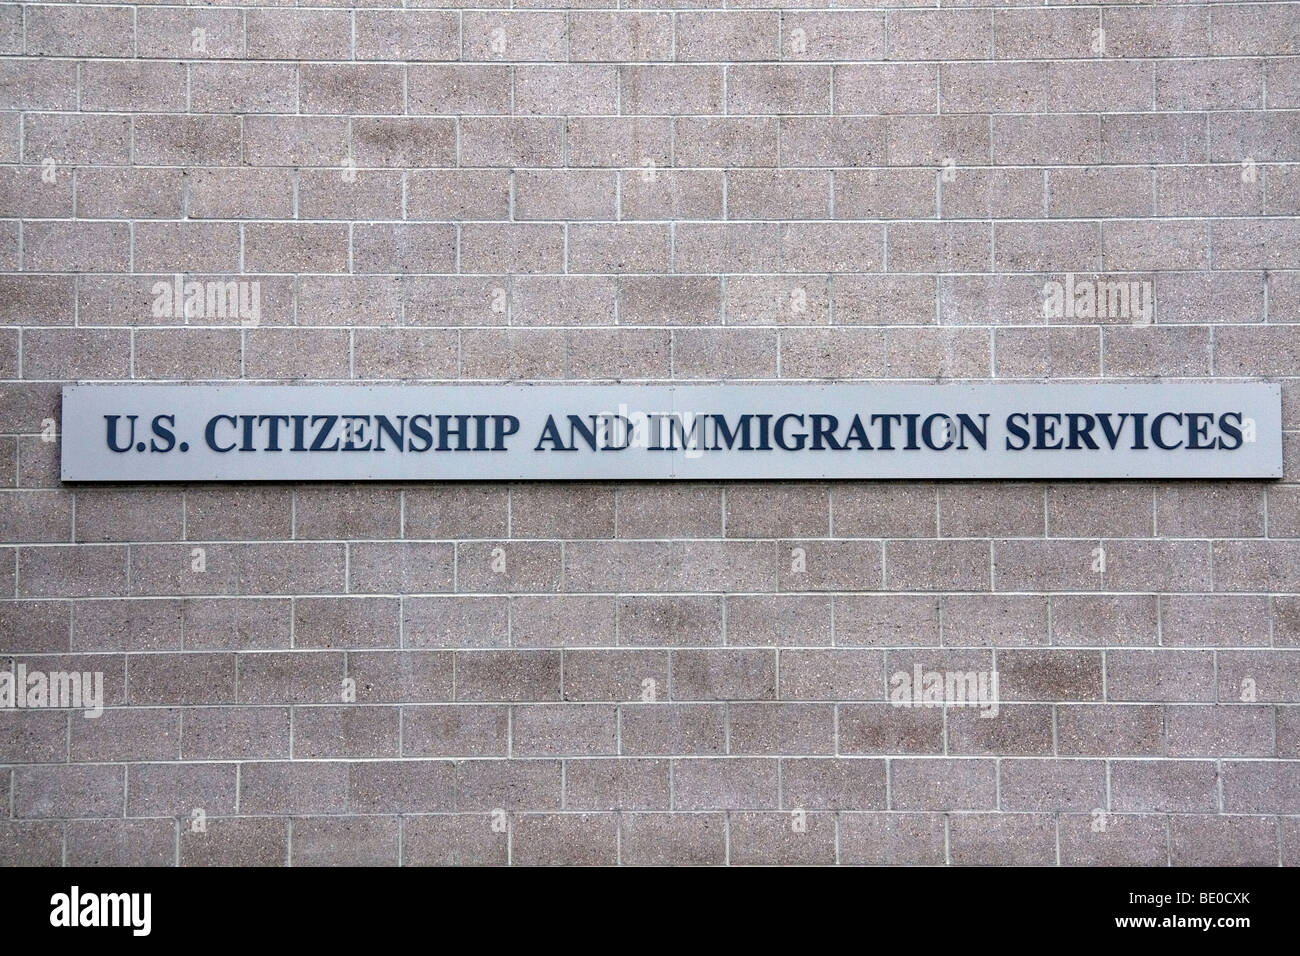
[{"left": 61, "top": 384, "right": 1282, "bottom": 482}]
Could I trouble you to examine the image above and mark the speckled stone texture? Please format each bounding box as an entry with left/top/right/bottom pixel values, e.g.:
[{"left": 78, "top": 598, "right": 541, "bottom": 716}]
[{"left": 1, "top": 0, "right": 1299, "bottom": 866}]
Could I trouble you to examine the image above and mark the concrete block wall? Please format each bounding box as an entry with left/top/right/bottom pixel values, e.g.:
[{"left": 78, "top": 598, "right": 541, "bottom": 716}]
[{"left": 1, "top": 0, "right": 1298, "bottom": 865}]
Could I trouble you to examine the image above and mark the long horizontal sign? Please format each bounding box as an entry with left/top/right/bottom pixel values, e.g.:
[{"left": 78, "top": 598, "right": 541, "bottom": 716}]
[{"left": 61, "top": 383, "right": 1282, "bottom": 482}]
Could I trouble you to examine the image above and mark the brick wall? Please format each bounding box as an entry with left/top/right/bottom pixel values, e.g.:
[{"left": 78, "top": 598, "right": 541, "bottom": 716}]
[{"left": 2, "top": 1, "right": 1298, "bottom": 866}]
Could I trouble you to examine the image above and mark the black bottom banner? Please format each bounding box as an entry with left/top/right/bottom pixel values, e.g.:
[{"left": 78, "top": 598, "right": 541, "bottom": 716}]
[{"left": 0, "top": 865, "right": 1283, "bottom": 944}]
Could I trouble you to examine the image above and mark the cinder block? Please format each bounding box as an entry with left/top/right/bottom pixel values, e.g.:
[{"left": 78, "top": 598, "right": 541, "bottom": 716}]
[
  {"left": 292, "top": 817, "right": 399, "bottom": 868},
  {"left": 516, "top": 65, "right": 618, "bottom": 116},
  {"left": 515, "top": 170, "right": 617, "bottom": 222},
  {"left": 1221, "top": 760, "right": 1300, "bottom": 812},
  {"left": 728, "top": 169, "right": 830, "bottom": 220},
  {"left": 23, "top": 222, "right": 129, "bottom": 274},
  {"left": 890, "top": 758, "right": 997, "bottom": 811},
  {"left": 14, "top": 765, "right": 122, "bottom": 819},
  {"left": 619, "top": 812, "right": 725, "bottom": 865},
  {"left": 181, "top": 818, "right": 286, "bottom": 867},
  {"left": 347, "top": 760, "right": 456, "bottom": 814},
  {"left": 1111, "top": 759, "right": 1219, "bottom": 812},
  {"left": 1104, "top": 7, "right": 1210, "bottom": 58},
  {"left": 948, "top": 704, "right": 1053, "bottom": 755},
  {"left": 621, "top": 66, "right": 723, "bottom": 115},
  {"left": 301, "top": 64, "right": 403, "bottom": 115},
  {"left": 1, "top": 61, "right": 76, "bottom": 111},
  {"left": 1102, "top": 113, "right": 1207, "bottom": 164},
  {"left": 1050, "top": 595, "right": 1158, "bottom": 646},
  {"left": 1059, "top": 813, "right": 1168, "bottom": 866},
  {"left": 455, "top": 759, "right": 561, "bottom": 811},
  {"left": 672, "top": 758, "right": 779, "bottom": 810},
  {"left": 349, "top": 651, "right": 454, "bottom": 704},
  {"left": 246, "top": 9, "right": 352, "bottom": 59},
  {"left": 402, "top": 705, "right": 507, "bottom": 758},
  {"left": 185, "top": 598, "right": 289, "bottom": 652},
  {"left": 511, "top": 595, "right": 615, "bottom": 647},
  {"left": 569, "top": 117, "right": 674, "bottom": 167},
  {"left": 565, "top": 758, "right": 670, "bottom": 810},
  {"left": 244, "top": 328, "right": 351, "bottom": 380},
  {"left": 942, "top": 62, "right": 1046, "bottom": 114},
  {"left": 239, "top": 761, "right": 350, "bottom": 815},
  {"left": 730, "top": 703, "right": 835, "bottom": 755},
  {"left": 993, "top": 9, "right": 1097, "bottom": 60},
  {"left": 402, "top": 815, "right": 507, "bottom": 866},
  {"left": 356, "top": 224, "right": 458, "bottom": 275},
  {"left": 1047, "top": 484, "right": 1153, "bottom": 538},
  {"left": 618, "top": 597, "right": 720, "bottom": 649},
  {"left": 455, "top": 650, "right": 561, "bottom": 702},
  {"left": 244, "top": 116, "right": 348, "bottom": 167},
  {"left": 1160, "top": 595, "right": 1270, "bottom": 647},
  {"left": 182, "top": 706, "right": 290, "bottom": 760},
  {"left": 354, "top": 10, "right": 458, "bottom": 62},
  {"left": 569, "top": 224, "right": 671, "bottom": 274},
  {"left": 354, "top": 329, "right": 458, "bottom": 381},
  {"left": 137, "top": 8, "right": 242, "bottom": 58},
  {"left": 566, "top": 541, "right": 775, "bottom": 593},
  {"left": 348, "top": 542, "right": 454, "bottom": 594},
  {"left": 27, "top": 5, "right": 134, "bottom": 57},
  {"left": 293, "top": 706, "right": 401, "bottom": 759},
  {"left": 671, "top": 649, "right": 775, "bottom": 701},
  {"left": 80, "top": 61, "right": 188, "bottom": 113},
  {"left": 243, "top": 224, "right": 349, "bottom": 274},
  {"left": 237, "top": 651, "right": 345, "bottom": 705},
  {"left": 126, "top": 762, "right": 236, "bottom": 817},
  {"left": 616, "top": 484, "right": 722, "bottom": 539},
  {"left": 1217, "top": 649, "right": 1300, "bottom": 702},
  {"left": 676, "top": 117, "right": 776, "bottom": 167},
  {"left": 512, "top": 703, "right": 616, "bottom": 756},
  {"left": 889, "top": 11, "right": 991, "bottom": 60},
  {"left": 191, "top": 62, "right": 297, "bottom": 114},
  {"left": 941, "top": 595, "right": 1048, "bottom": 647},
  {"left": 728, "top": 811, "right": 837, "bottom": 864},
  {"left": 677, "top": 12, "right": 778, "bottom": 62},
  {"left": 403, "top": 596, "right": 509, "bottom": 648},
  {"left": 298, "top": 170, "right": 403, "bottom": 221},
  {"left": 66, "top": 819, "right": 175, "bottom": 867},
  {"left": 1170, "top": 815, "right": 1279, "bottom": 865},
  {"left": 512, "top": 813, "right": 618, "bottom": 866},
  {"left": 726, "top": 483, "right": 828, "bottom": 538},
  {"left": 0, "top": 710, "right": 67, "bottom": 763},
  {"left": 135, "top": 116, "right": 241, "bottom": 166},
  {"left": 997, "top": 649, "right": 1104, "bottom": 702},
  {"left": 128, "top": 652, "right": 234, "bottom": 705},
  {"left": 729, "top": 65, "right": 831, "bottom": 115},
  {"left": 1000, "top": 758, "right": 1106, "bottom": 812},
  {"left": 0, "top": 489, "right": 72, "bottom": 543},
  {"left": 1057, "top": 704, "right": 1165, "bottom": 756},
  {"left": 135, "top": 222, "right": 241, "bottom": 275},
  {"left": 838, "top": 703, "right": 944, "bottom": 755},
  {"left": 460, "top": 224, "right": 564, "bottom": 274},
  {"left": 1108, "top": 649, "right": 1217, "bottom": 702},
  {"left": 134, "top": 329, "right": 242, "bottom": 381},
  {"left": 463, "top": 11, "right": 567, "bottom": 61},
  {"left": 839, "top": 812, "right": 946, "bottom": 865},
  {"left": 949, "top": 813, "right": 1056, "bottom": 865},
  {"left": 779, "top": 649, "right": 884, "bottom": 700},
  {"left": 884, "top": 540, "right": 991, "bottom": 592},
  {"left": 728, "top": 595, "right": 832, "bottom": 646}
]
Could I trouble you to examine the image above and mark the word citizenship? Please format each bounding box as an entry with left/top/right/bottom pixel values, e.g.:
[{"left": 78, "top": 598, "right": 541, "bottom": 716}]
[{"left": 61, "top": 383, "right": 1282, "bottom": 481}]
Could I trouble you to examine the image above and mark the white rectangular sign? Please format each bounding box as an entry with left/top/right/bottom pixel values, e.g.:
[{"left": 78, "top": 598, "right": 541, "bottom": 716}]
[{"left": 61, "top": 383, "right": 1283, "bottom": 482}]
